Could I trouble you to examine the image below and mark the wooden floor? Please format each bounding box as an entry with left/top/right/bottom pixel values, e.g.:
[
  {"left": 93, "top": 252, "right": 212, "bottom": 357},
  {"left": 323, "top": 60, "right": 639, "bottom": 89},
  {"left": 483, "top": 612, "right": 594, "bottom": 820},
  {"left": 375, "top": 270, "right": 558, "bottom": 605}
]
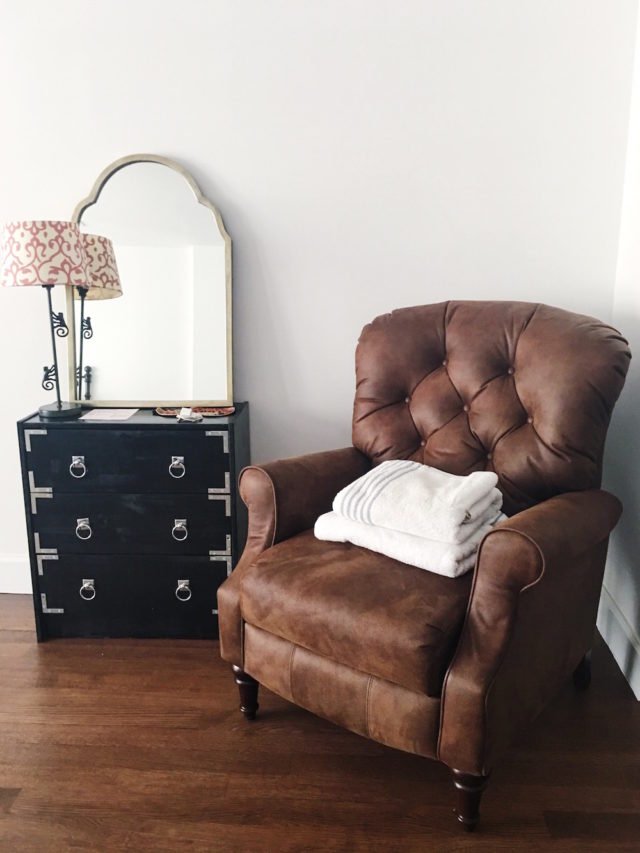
[{"left": 0, "top": 595, "right": 639, "bottom": 852}]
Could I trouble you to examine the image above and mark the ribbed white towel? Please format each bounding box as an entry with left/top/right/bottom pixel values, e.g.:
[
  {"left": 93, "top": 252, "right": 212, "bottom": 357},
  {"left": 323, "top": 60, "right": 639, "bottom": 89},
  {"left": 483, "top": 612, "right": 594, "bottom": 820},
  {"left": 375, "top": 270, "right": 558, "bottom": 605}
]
[
  {"left": 333, "top": 459, "right": 502, "bottom": 543},
  {"left": 314, "top": 510, "right": 506, "bottom": 577}
]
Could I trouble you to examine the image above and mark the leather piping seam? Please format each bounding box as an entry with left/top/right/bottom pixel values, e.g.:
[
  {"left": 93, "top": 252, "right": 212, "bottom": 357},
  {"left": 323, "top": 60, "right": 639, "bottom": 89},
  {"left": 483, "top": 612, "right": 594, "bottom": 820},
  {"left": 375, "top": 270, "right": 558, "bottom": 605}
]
[
  {"left": 240, "top": 618, "right": 247, "bottom": 668},
  {"left": 288, "top": 643, "right": 297, "bottom": 703},
  {"left": 365, "top": 675, "right": 373, "bottom": 738}
]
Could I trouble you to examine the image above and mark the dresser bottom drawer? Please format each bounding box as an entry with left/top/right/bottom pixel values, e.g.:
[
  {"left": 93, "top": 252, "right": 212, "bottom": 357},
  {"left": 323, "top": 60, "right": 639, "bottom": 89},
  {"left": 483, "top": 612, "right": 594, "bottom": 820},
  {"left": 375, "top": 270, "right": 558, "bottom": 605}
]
[{"left": 38, "top": 556, "right": 228, "bottom": 639}]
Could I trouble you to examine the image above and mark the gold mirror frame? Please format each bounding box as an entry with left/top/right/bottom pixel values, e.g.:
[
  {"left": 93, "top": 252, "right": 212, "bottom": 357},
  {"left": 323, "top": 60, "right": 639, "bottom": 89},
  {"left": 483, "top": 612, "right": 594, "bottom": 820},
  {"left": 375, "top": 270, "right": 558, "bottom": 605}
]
[{"left": 67, "top": 153, "right": 233, "bottom": 407}]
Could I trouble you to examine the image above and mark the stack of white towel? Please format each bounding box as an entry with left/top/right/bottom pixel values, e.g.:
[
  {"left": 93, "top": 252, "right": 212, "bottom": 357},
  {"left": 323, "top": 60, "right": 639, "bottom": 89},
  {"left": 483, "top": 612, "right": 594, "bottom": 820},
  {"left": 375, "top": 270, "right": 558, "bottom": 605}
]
[{"left": 314, "top": 459, "right": 506, "bottom": 578}]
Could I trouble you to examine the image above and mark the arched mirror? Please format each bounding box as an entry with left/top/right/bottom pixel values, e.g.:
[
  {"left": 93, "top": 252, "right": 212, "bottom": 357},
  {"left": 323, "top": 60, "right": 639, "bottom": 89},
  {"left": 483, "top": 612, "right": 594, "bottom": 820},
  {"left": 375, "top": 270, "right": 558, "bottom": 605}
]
[{"left": 67, "top": 154, "right": 232, "bottom": 406}]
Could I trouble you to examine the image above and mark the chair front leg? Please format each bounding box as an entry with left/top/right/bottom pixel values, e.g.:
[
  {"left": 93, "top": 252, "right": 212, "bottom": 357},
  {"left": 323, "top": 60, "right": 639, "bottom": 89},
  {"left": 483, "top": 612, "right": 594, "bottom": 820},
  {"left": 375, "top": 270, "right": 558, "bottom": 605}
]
[
  {"left": 232, "top": 665, "right": 260, "bottom": 721},
  {"left": 451, "top": 769, "right": 489, "bottom": 831}
]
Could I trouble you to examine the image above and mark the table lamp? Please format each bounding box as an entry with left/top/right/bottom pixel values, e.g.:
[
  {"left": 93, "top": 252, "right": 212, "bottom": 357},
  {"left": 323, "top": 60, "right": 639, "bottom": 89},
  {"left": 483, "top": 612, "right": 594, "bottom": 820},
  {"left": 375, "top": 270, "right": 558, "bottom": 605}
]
[
  {"left": 75, "top": 233, "right": 122, "bottom": 400},
  {"left": 0, "top": 221, "right": 90, "bottom": 419}
]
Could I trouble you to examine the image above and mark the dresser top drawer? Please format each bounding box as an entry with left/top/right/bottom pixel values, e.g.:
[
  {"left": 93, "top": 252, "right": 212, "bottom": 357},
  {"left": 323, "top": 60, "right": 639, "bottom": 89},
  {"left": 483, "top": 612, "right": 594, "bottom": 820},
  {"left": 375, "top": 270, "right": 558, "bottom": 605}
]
[{"left": 21, "top": 426, "right": 232, "bottom": 494}]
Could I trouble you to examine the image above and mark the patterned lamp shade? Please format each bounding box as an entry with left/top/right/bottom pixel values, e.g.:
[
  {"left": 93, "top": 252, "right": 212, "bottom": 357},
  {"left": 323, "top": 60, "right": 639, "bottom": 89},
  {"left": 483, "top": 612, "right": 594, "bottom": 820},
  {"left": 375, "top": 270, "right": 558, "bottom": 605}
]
[
  {"left": 78, "top": 233, "right": 122, "bottom": 300},
  {"left": 0, "top": 221, "right": 90, "bottom": 288}
]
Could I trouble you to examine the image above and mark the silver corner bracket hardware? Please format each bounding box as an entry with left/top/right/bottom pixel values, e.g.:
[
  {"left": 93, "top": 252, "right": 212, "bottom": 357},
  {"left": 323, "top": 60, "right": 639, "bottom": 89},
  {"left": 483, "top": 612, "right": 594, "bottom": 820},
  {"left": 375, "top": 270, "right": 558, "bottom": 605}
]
[
  {"left": 41, "top": 593, "right": 64, "bottom": 614},
  {"left": 208, "top": 494, "right": 231, "bottom": 516},
  {"left": 34, "top": 533, "right": 57, "bottom": 555},
  {"left": 205, "top": 430, "right": 229, "bottom": 453},
  {"left": 28, "top": 471, "right": 53, "bottom": 515},
  {"left": 37, "top": 553, "right": 58, "bottom": 576},
  {"left": 208, "top": 472, "right": 231, "bottom": 494},
  {"left": 24, "top": 429, "right": 47, "bottom": 452},
  {"left": 210, "top": 555, "right": 233, "bottom": 576},
  {"left": 209, "top": 534, "right": 231, "bottom": 556},
  {"left": 30, "top": 490, "right": 53, "bottom": 515}
]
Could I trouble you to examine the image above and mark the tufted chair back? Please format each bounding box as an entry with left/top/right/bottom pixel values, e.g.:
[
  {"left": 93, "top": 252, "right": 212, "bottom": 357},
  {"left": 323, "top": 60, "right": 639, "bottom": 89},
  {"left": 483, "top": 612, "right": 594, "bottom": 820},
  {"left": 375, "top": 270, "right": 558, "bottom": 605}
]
[{"left": 353, "top": 301, "right": 631, "bottom": 516}]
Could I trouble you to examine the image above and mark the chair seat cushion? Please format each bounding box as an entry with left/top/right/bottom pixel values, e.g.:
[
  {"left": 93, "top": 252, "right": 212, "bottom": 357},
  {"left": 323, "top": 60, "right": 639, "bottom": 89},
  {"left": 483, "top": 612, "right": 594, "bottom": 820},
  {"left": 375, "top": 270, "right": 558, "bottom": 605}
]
[{"left": 239, "top": 529, "right": 473, "bottom": 697}]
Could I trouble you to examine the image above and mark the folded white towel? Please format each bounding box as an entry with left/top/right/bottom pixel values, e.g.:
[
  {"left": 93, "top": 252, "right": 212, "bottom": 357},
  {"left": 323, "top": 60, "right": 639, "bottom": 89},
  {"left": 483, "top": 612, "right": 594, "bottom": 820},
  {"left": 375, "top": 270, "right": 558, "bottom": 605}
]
[
  {"left": 314, "top": 509, "right": 506, "bottom": 577},
  {"left": 333, "top": 460, "right": 502, "bottom": 543}
]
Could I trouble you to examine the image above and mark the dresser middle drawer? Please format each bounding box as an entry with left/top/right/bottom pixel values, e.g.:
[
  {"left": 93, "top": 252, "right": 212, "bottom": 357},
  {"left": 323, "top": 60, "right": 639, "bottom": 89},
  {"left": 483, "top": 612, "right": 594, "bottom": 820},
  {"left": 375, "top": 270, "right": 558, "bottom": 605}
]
[{"left": 31, "top": 493, "right": 232, "bottom": 556}]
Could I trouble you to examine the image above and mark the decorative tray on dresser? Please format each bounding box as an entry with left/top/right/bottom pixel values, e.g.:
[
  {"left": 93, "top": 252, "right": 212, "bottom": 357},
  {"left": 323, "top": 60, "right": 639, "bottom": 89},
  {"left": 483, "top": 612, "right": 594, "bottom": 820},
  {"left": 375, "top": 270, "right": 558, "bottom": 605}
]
[{"left": 17, "top": 404, "right": 249, "bottom": 641}]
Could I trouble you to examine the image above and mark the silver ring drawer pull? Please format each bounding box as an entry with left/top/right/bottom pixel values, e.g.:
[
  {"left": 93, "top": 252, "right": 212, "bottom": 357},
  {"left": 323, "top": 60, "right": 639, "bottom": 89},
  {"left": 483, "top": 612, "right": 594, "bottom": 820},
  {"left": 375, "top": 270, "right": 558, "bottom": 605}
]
[
  {"left": 169, "top": 456, "right": 186, "bottom": 479},
  {"left": 79, "top": 578, "right": 96, "bottom": 601},
  {"left": 175, "top": 579, "right": 191, "bottom": 602},
  {"left": 69, "top": 456, "right": 87, "bottom": 479},
  {"left": 75, "top": 518, "right": 92, "bottom": 540},
  {"left": 172, "top": 519, "right": 188, "bottom": 541}
]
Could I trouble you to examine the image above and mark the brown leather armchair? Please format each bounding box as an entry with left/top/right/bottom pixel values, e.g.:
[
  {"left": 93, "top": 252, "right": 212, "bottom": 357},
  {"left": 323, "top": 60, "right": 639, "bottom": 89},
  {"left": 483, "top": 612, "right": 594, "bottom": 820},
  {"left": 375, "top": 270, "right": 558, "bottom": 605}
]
[{"left": 217, "top": 301, "right": 631, "bottom": 830}]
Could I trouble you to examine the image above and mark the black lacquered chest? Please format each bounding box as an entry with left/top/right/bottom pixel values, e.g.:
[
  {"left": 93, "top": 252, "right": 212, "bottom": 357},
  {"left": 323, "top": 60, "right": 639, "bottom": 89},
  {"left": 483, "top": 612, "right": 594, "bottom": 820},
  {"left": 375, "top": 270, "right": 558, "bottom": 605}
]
[{"left": 17, "top": 405, "right": 249, "bottom": 641}]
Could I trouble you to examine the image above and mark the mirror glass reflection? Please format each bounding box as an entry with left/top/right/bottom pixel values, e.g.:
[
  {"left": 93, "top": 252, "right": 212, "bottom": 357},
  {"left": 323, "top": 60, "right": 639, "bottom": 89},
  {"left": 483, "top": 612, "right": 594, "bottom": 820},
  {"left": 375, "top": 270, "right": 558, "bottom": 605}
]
[{"left": 74, "top": 160, "right": 231, "bottom": 404}]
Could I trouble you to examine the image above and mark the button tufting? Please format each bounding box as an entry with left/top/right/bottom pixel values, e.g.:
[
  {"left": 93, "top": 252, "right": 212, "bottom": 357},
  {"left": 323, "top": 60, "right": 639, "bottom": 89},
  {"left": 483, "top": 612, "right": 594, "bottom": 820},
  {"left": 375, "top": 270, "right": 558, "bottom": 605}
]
[
  {"left": 527, "top": 416, "right": 533, "bottom": 424},
  {"left": 442, "top": 359, "right": 448, "bottom": 367},
  {"left": 420, "top": 440, "right": 426, "bottom": 447},
  {"left": 486, "top": 452, "right": 493, "bottom": 461},
  {"left": 507, "top": 367, "right": 515, "bottom": 375},
  {"left": 404, "top": 396, "right": 411, "bottom": 404},
  {"left": 463, "top": 404, "right": 469, "bottom": 413}
]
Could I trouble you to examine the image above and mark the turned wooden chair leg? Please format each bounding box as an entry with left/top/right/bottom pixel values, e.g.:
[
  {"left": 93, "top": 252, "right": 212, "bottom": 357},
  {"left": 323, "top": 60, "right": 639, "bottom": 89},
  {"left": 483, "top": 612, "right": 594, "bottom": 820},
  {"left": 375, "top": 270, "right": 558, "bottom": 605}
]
[
  {"left": 232, "top": 665, "right": 259, "bottom": 720},
  {"left": 451, "top": 769, "right": 489, "bottom": 831},
  {"left": 573, "top": 650, "right": 592, "bottom": 690}
]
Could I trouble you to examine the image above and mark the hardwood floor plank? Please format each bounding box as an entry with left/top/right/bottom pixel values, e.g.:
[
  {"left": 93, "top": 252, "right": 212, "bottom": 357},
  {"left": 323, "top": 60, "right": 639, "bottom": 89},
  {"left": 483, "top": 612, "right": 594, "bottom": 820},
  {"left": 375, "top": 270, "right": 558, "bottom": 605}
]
[{"left": 0, "top": 593, "right": 639, "bottom": 850}]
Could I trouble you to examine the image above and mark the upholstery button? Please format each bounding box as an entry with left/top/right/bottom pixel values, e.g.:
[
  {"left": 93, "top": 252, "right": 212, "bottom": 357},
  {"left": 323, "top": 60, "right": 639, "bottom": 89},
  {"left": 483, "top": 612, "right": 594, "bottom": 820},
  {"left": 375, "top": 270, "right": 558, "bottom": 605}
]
[
  {"left": 463, "top": 404, "right": 469, "bottom": 413},
  {"left": 420, "top": 440, "right": 426, "bottom": 447},
  {"left": 405, "top": 396, "right": 411, "bottom": 404},
  {"left": 442, "top": 359, "right": 448, "bottom": 367},
  {"left": 507, "top": 367, "right": 515, "bottom": 375},
  {"left": 486, "top": 452, "right": 493, "bottom": 461},
  {"left": 527, "top": 416, "right": 533, "bottom": 424}
]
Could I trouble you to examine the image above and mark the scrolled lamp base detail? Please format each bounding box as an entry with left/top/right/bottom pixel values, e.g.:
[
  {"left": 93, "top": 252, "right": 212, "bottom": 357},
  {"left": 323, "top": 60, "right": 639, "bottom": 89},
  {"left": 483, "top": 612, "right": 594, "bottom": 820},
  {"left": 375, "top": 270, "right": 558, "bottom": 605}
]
[{"left": 39, "top": 285, "right": 82, "bottom": 420}]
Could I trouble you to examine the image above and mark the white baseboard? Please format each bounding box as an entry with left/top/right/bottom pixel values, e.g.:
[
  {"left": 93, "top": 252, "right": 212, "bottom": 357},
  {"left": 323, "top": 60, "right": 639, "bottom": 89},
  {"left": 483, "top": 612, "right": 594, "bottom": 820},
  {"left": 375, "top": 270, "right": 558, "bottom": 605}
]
[
  {"left": 598, "top": 584, "right": 640, "bottom": 700},
  {"left": 0, "top": 555, "right": 32, "bottom": 594}
]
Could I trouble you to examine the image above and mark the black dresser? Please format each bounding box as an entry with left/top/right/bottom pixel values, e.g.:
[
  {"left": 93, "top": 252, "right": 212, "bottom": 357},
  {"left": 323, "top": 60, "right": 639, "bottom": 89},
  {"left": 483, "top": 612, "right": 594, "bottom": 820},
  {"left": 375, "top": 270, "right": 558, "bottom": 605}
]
[{"left": 17, "top": 405, "right": 249, "bottom": 641}]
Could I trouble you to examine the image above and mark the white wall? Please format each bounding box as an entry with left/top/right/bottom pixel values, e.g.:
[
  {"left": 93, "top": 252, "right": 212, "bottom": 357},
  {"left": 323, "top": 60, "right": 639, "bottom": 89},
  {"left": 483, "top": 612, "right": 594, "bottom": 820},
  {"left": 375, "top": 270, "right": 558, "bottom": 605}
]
[
  {"left": 1, "top": 0, "right": 638, "bottom": 634},
  {"left": 599, "top": 6, "right": 640, "bottom": 699}
]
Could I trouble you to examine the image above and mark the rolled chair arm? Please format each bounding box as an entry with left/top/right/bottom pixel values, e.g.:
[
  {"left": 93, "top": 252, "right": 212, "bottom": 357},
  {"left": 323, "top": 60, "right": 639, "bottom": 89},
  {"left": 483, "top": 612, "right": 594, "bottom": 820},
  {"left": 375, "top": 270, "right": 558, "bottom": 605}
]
[
  {"left": 218, "top": 447, "right": 370, "bottom": 664},
  {"left": 438, "top": 489, "right": 622, "bottom": 776}
]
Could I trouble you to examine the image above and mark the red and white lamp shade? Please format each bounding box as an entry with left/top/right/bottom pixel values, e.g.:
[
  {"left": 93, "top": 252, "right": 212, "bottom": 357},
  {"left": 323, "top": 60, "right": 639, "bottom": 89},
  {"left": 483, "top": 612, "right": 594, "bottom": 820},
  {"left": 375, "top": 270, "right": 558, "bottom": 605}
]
[
  {"left": 0, "top": 220, "right": 90, "bottom": 289},
  {"left": 0, "top": 221, "right": 122, "bottom": 418},
  {"left": 77, "top": 233, "right": 122, "bottom": 300}
]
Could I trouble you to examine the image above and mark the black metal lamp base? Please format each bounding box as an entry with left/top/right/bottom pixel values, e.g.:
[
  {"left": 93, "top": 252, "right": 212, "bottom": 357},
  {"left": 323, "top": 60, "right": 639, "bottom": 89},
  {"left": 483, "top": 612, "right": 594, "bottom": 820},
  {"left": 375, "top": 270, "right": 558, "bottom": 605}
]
[{"left": 38, "top": 402, "right": 83, "bottom": 420}]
